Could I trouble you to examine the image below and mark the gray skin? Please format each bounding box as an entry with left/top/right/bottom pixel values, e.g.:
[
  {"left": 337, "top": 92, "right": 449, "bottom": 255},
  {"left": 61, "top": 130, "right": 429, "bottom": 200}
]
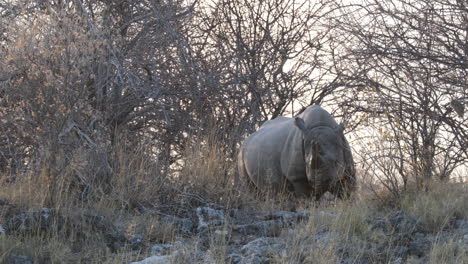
[{"left": 238, "top": 105, "right": 356, "bottom": 200}]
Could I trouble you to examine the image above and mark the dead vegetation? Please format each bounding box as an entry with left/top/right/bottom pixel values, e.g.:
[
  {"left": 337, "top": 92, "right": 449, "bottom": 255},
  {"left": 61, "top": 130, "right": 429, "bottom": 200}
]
[{"left": 0, "top": 0, "right": 467, "bottom": 263}]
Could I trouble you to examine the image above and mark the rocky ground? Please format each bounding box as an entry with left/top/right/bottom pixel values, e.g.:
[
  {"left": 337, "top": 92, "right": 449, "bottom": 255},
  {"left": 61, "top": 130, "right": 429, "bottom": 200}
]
[{"left": 1, "top": 191, "right": 468, "bottom": 264}]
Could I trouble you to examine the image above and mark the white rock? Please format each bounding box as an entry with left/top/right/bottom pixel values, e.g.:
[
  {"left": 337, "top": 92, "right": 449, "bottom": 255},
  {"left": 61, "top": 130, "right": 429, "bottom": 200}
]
[
  {"left": 130, "top": 255, "right": 170, "bottom": 264},
  {"left": 214, "top": 229, "right": 229, "bottom": 237},
  {"left": 196, "top": 207, "right": 225, "bottom": 232},
  {"left": 150, "top": 244, "right": 173, "bottom": 255}
]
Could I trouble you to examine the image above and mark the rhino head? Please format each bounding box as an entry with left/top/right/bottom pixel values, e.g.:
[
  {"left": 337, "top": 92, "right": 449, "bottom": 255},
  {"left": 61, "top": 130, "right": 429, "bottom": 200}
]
[{"left": 294, "top": 117, "right": 346, "bottom": 199}]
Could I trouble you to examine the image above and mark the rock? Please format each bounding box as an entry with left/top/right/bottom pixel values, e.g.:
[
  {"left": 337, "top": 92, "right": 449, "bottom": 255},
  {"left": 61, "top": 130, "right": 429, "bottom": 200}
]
[
  {"left": 229, "top": 208, "right": 247, "bottom": 219},
  {"left": 394, "top": 246, "right": 409, "bottom": 257},
  {"left": 79, "top": 212, "right": 128, "bottom": 251},
  {"left": 82, "top": 212, "right": 108, "bottom": 229},
  {"left": 240, "top": 237, "right": 284, "bottom": 258},
  {"left": 5, "top": 209, "right": 129, "bottom": 251},
  {"left": 4, "top": 208, "right": 63, "bottom": 234},
  {"left": 129, "top": 234, "right": 144, "bottom": 250},
  {"left": 454, "top": 219, "right": 468, "bottom": 234},
  {"left": 453, "top": 219, "right": 468, "bottom": 228},
  {"left": 214, "top": 229, "right": 229, "bottom": 236},
  {"left": 213, "top": 229, "right": 230, "bottom": 242},
  {"left": 0, "top": 224, "right": 5, "bottom": 234},
  {"left": 202, "top": 250, "right": 218, "bottom": 264},
  {"left": 313, "top": 231, "right": 340, "bottom": 249},
  {"left": 82, "top": 212, "right": 127, "bottom": 243},
  {"left": 366, "top": 217, "right": 388, "bottom": 232},
  {"left": 408, "top": 232, "right": 431, "bottom": 257},
  {"left": 150, "top": 244, "right": 173, "bottom": 255},
  {"left": 171, "top": 248, "right": 207, "bottom": 263},
  {"left": 0, "top": 197, "right": 9, "bottom": 205},
  {"left": 5, "top": 255, "right": 34, "bottom": 264},
  {"left": 0, "top": 200, "right": 19, "bottom": 223},
  {"left": 339, "top": 258, "right": 369, "bottom": 264},
  {"left": 196, "top": 207, "right": 225, "bottom": 232},
  {"left": 233, "top": 220, "right": 284, "bottom": 236},
  {"left": 266, "top": 210, "right": 310, "bottom": 224},
  {"left": 239, "top": 255, "right": 271, "bottom": 264},
  {"left": 129, "top": 255, "right": 170, "bottom": 264},
  {"left": 205, "top": 202, "right": 224, "bottom": 210},
  {"left": 232, "top": 210, "right": 313, "bottom": 237},
  {"left": 160, "top": 215, "right": 194, "bottom": 235},
  {"left": 226, "top": 253, "right": 242, "bottom": 264},
  {"left": 388, "top": 211, "right": 418, "bottom": 234},
  {"left": 104, "top": 229, "right": 127, "bottom": 251}
]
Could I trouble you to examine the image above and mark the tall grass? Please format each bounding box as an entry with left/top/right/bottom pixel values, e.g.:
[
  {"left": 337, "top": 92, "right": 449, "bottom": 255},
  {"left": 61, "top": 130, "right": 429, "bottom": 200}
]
[{"left": 400, "top": 182, "right": 468, "bottom": 232}]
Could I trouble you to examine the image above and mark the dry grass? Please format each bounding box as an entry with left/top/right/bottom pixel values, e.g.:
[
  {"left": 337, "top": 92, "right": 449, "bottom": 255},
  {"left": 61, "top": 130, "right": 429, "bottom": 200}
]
[
  {"left": 177, "top": 133, "right": 254, "bottom": 210},
  {"left": 0, "top": 134, "right": 467, "bottom": 264},
  {"left": 0, "top": 225, "right": 122, "bottom": 263},
  {"left": 126, "top": 214, "right": 177, "bottom": 244},
  {"left": 400, "top": 181, "right": 468, "bottom": 232},
  {"left": 428, "top": 240, "right": 468, "bottom": 264},
  {"left": 0, "top": 139, "right": 176, "bottom": 263}
]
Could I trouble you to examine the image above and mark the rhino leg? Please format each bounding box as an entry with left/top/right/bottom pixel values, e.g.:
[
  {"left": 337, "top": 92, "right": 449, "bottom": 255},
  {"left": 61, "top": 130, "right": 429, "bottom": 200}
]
[
  {"left": 331, "top": 136, "right": 356, "bottom": 199},
  {"left": 289, "top": 178, "right": 312, "bottom": 197},
  {"left": 237, "top": 149, "right": 257, "bottom": 190},
  {"left": 331, "top": 173, "right": 356, "bottom": 199}
]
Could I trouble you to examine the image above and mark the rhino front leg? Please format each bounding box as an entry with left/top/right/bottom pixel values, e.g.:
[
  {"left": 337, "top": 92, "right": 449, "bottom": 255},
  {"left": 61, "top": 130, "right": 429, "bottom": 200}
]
[
  {"left": 331, "top": 174, "right": 356, "bottom": 199},
  {"left": 289, "top": 178, "right": 313, "bottom": 197}
]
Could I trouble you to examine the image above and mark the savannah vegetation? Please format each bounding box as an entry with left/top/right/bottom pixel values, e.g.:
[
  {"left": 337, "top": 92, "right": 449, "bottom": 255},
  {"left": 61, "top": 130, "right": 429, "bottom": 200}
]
[{"left": 0, "top": 0, "right": 467, "bottom": 263}]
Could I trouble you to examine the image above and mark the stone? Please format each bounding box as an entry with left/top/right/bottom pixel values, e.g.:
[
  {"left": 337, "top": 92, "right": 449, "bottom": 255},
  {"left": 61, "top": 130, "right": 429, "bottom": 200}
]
[
  {"left": 150, "top": 243, "right": 173, "bottom": 255},
  {"left": 202, "top": 250, "right": 218, "bottom": 264},
  {"left": 239, "top": 255, "right": 271, "bottom": 264},
  {"left": 240, "top": 237, "right": 284, "bottom": 257},
  {"left": 160, "top": 215, "right": 194, "bottom": 235},
  {"left": 366, "top": 217, "right": 388, "bottom": 232},
  {"left": 105, "top": 229, "right": 127, "bottom": 251},
  {"left": 408, "top": 233, "right": 431, "bottom": 257},
  {"left": 454, "top": 219, "right": 468, "bottom": 235},
  {"left": 226, "top": 253, "right": 242, "bottom": 264},
  {"left": 233, "top": 220, "right": 284, "bottom": 236},
  {"left": 213, "top": 229, "right": 230, "bottom": 242},
  {"left": 5, "top": 255, "right": 34, "bottom": 264},
  {"left": 394, "top": 246, "right": 409, "bottom": 257},
  {"left": 129, "top": 234, "right": 144, "bottom": 250},
  {"left": 196, "top": 207, "right": 225, "bottom": 232},
  {"left": 129, "top": 255, "right": 170, "bottom": 264},
  {"left": 388, "top": 211, "right": 418, "bottom": 234},
  {"left": 4, "top": 208, "right": 63, "bottom": 234},
  {"left": 79, "top": 212, "right": 128, "bottom": 251},
  {"left": 266, "top": 210, "right": 310, "bottom": 224},
  {"left": 0, "top": 197, "right": 9, "bottom": 205},
  {"left": 453, "top": 219, "right": 468, "bottom": 228}
]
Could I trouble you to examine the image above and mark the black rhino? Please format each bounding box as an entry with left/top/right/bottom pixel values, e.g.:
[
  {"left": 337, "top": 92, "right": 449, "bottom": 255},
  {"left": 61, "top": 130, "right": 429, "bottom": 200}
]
[{"left": 238, "top": 105, "right": 356, "bottom": 200}]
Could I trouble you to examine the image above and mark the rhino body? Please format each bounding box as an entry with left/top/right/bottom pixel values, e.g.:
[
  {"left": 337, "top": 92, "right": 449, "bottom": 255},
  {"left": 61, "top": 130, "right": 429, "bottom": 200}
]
[{"left": 238, "top": 105, "right": 355, "bottom": 199}]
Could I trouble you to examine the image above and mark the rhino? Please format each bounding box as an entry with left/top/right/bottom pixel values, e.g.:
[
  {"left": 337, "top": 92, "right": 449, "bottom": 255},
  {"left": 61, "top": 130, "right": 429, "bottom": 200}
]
[{"left": 238, "top": 105, "right": 356, "bottom": 200}]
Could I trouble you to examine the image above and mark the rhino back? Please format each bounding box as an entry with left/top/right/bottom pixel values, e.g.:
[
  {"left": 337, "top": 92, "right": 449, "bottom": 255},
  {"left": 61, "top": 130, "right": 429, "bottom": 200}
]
[
  {"left": 298, "top": 105, "right": 339, "bottom": 128},
  {"left": 241, "top": 117, "right": 295, "bottom": 189}
]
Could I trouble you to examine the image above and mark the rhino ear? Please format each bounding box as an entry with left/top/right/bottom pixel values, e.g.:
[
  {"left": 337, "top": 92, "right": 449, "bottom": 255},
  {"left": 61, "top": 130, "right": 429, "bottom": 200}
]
[
  {"left": 335, "top": 122, "right": 345, "bottom": 134},
  {"left": 294, "top": 117, "right": 307, "bottom": 133}
]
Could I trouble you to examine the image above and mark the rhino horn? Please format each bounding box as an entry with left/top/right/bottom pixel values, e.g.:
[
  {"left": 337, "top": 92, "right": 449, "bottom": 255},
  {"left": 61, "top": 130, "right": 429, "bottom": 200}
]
[{"left": 312, "top": 140, "right": 320, "bottom": 154}]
